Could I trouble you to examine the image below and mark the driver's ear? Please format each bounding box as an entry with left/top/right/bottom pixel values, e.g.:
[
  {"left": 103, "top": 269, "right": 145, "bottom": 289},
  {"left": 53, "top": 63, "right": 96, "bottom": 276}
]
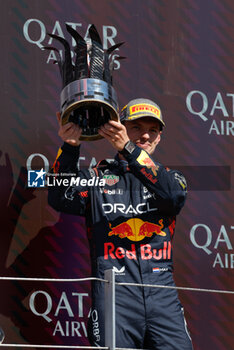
[{"left": 157, "top": 132, "right": 162, "bottom": 144}]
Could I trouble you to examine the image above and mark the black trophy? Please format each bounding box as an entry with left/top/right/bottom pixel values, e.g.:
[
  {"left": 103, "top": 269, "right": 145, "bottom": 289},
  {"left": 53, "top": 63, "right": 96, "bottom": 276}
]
[{"left": 44, "top": 24, "right": 124, "bottom": 141}]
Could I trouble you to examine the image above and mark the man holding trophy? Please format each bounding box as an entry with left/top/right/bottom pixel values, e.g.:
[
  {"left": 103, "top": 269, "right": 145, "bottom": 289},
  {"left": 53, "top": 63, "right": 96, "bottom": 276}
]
[{"left": 48, "top": 25, "right": 193, "bottom": 350}]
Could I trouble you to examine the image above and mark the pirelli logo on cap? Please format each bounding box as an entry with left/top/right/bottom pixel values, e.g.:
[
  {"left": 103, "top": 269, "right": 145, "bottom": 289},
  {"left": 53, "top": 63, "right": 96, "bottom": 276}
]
[{"left": 129, "top": 103, "right": 161, "bottom": 119}]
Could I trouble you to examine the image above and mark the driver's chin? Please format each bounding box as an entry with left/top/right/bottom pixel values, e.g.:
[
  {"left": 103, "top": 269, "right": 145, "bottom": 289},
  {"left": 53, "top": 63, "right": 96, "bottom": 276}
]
[{"left": 138, "top": 145, "right": 152, "bottom": 154}]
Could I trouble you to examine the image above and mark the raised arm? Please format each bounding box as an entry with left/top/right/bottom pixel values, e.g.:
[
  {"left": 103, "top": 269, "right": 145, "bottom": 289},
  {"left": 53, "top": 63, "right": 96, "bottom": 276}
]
[{"left": 48, "top": 114, "right": 90, "bottom": 216}]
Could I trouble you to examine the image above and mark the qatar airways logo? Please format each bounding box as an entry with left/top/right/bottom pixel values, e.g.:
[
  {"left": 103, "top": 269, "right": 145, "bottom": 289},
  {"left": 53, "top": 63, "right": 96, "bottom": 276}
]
[
  {"left": 190, "top": 223, "right": 234, "bottom": 269},
  {"left": 29, "top": 291, "right": 89, "bottom": 338},
  {"left": 186, "top": 91, "right": 234, "bottom": 136},
  {"left": 23, "top": 19, "right": 122, "bottom": 70}
]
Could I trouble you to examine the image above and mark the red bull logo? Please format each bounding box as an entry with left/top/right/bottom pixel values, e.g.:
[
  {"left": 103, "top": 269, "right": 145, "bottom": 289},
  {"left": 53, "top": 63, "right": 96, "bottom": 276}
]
[
  {"left": 109, "top": 222, "right": 134, "bottom": 239},
  {"left": 141, "top": 158, "right": 159, "bottom": 176},
  {"left": 104, "top": 241, "right": 171, "bottom": 261},
  {"left": 108, "top": 218, "right": 166, "bottom": 242},
  {"left": 137, "top": 151, "right": 159, "bottom": 177},
  {"left": 138, "top": 219, "right": 165, "bottom": 237}
]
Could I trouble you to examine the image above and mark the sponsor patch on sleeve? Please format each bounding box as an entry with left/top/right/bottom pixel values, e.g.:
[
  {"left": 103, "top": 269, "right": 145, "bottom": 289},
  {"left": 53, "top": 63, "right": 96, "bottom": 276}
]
[
  {"left": 137, "top": 151, "right": 159, "bottom": 176},
  {"left": 174, "top": 172, "right": 187, "bottom": 190}
]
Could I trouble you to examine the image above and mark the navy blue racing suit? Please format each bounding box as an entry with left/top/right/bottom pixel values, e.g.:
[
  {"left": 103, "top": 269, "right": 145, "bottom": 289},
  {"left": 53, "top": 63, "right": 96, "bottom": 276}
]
[{"left": 48, "top": 142, "right": 193, "bottom": 350}]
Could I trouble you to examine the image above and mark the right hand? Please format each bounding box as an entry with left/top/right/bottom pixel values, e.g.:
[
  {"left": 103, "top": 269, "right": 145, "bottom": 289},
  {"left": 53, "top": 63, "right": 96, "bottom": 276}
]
[{"left": 56, "top": 112, "right": 82, "bottom": 146}]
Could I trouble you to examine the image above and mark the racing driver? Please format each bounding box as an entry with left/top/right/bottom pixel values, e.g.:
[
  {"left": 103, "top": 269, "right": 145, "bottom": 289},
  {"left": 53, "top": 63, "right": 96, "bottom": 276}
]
[{"left": 48, "top": 98, "right": 193, "bottom": 349}]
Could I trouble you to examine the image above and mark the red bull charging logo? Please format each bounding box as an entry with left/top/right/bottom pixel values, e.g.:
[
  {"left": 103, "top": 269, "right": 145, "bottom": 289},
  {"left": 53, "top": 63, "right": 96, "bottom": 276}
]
[
  {"left": 109, "top": 218, "right": 166, "bottom": 242},
  {"left": 136, "top": 151, "right": 159, "bottom": 177}
]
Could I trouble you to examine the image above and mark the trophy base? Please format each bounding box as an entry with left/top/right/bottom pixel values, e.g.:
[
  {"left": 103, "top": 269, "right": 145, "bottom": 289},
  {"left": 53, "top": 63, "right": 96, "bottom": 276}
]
[{"left": 60, "top": 78, "right": 119, "bottom": 141}]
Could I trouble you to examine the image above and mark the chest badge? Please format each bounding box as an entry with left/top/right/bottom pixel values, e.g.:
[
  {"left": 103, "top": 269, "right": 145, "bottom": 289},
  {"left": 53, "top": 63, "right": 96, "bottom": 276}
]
[{"left": 103, "top": 175, "right": 119, "bottom": 186}]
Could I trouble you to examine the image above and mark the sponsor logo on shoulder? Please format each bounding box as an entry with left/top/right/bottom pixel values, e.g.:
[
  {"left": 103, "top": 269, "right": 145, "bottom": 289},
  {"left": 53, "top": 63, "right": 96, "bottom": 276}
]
[{"left": 174, "top": 172, "right": 187, "bottom": 190}]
